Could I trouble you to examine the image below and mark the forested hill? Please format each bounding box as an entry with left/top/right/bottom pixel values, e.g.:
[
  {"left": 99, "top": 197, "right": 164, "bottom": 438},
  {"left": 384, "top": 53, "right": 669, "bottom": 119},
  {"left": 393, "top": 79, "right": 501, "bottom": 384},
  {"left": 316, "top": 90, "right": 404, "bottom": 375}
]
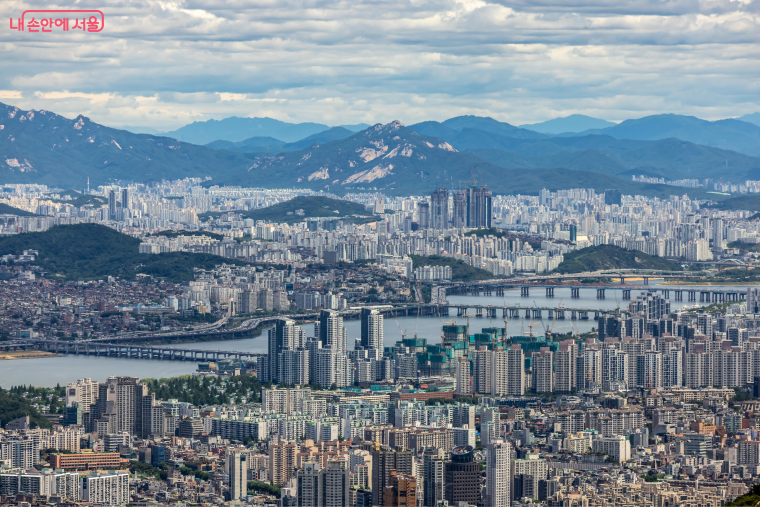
[
  {"left": 0, "top": 223, "right": 243, "bottom": 282},
  {"left": 554, "top": 245, "right": 682, "bottom": 273}
]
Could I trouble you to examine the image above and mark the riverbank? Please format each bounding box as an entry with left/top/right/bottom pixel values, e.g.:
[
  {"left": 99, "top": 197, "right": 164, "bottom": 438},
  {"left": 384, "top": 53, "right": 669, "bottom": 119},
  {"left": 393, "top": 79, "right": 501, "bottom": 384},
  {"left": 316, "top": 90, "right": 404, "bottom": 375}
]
[
  {"left": 0, "top": 351, "right": 59, "bottom": 360},
  {"left": 661, "top": 281, "right": 760, "bottom": 286}
]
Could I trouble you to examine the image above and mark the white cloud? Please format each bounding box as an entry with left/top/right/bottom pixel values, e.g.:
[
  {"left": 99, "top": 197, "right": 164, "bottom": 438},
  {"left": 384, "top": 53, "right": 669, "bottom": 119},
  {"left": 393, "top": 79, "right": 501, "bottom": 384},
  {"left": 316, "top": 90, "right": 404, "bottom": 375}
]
[{"left": 0, "top": 0, "right": 757, "bottom": 129}]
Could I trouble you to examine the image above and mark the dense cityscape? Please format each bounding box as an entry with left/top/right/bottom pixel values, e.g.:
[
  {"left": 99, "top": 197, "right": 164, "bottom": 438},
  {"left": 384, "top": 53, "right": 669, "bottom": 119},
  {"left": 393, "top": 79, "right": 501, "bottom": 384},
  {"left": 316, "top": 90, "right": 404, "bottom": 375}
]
[{"left": 2, "top": 177, "right": 760, "bottom": 507}]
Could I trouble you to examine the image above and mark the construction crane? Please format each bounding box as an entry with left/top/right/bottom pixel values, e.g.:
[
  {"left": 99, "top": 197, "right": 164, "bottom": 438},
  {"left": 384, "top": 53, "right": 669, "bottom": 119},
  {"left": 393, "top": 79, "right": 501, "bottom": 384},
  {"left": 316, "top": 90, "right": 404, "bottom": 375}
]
[
  {"left": 392, "top": 314, "right": 407, "bottom": 341},
  {"left": 528, "top": 321, "right": 540, "bottom": 339},
  {"left": 533, "top": 301, "right": 548, "bottom": 336},
  {"left": 547, "top": 299, "right": 563, "bottom": 340}
]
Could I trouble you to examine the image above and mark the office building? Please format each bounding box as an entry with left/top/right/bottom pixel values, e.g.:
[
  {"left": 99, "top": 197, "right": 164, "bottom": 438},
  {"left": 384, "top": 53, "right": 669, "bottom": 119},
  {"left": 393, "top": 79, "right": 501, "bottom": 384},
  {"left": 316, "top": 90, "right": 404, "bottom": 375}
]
[
  {"left": 444, "top": 445, "right": 479, "bottom": 505},
  {"left": 50, "top": 451, "right": 122, "bottom": 470},
  {"left": 383, "top": 470, "right": 416, "bottom": 507}
]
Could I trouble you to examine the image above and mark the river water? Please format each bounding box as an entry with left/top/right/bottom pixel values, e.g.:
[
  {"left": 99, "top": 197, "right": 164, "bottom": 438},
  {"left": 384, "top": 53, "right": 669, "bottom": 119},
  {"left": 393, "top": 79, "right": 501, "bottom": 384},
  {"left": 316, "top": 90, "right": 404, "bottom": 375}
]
[{"left": 1, "top": 283, "right": 746, "bottom": 388}]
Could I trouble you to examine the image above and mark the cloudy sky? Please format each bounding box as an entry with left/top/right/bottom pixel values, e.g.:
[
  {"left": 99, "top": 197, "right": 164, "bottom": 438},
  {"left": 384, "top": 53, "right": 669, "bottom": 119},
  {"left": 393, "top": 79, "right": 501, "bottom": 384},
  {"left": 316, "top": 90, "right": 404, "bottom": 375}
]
[{"left": 1, "top": 0, "right": 759, "bottom": 130}]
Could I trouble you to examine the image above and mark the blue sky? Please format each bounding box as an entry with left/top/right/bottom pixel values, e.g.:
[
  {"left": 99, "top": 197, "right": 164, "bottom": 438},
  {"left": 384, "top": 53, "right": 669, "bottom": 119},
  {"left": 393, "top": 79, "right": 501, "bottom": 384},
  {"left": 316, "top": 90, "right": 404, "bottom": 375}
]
[{"left": 1, "top": 0, "right": 758, "bottom": 130}]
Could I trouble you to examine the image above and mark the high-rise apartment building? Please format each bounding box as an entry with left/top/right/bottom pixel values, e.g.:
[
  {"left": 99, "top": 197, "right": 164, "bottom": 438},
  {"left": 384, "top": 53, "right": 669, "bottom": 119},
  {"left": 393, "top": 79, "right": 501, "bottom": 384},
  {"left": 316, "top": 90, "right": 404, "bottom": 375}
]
[
  {"left": 360, "top": 308, "right": 383, "bottom": 354},
  {"left": 507, "top": 345, "right": 525, "bottom": 395},
  {"left": 108, "top": 190, "right": 117, "bottom": 221},
  {"left": 267, "top": 319, "right": 306, "bottom": 384},
  {"left": 455, "top": 356, "right": 471, "bottom": 395},
  {"left": 532, "top": 348, "right": 553, "bottom": 393},
  {"left": 297, "top": 462, "right": 321, "bottom": 506},
  {"left": 452, "top": 190, "right": 466, "bottom": 228},
  {"left": 430, "top": 188, "right": 449, "bottom": 230},
  {"left": 486, "top": 440, "right": 511, "bottom": 507},
  {"left": 81, "top": 471, "right": 129, "bottom": 505},
  {"left": 418, "top": 201, "right": 431, "bottom": 229},
  {"left": 269, "top": 441, "right": 298, "bottom": 486},
  {"left": 121, "top": 188, "right": 130, "bottom": 212},
  {"left": 637, "top": 352, "right": 663, "bottom": 389},
  {"left": 319, "top": 310, "right": 347, "bottom": 353},
  {"left": 472, "top": 349, "right": 492, "bottom": 394},
  {"left": 464, "top": 185, "right": 492, "bottom": 228},
  {"left": 228, "top": 451, "right": 247, "bottom": 501},
  {"left": 322, "top": 460, "right": 350, "bottom": 507},
  {"left": 555, "top": 340, "right": 577, "bottom": 393},
  {"left": 423, "top": 447, "right": 446, "bottom": 507},
  {"left": 604, "top": 189, "right": 622, "bottom": 206}
]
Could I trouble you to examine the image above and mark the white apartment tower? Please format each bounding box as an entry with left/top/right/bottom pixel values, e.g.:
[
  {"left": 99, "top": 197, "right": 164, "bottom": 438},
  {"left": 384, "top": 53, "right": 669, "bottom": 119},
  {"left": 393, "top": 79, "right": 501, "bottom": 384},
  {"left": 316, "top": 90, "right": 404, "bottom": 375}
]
[{"left": 486, "top": 440, "right": 511, "bottom": 507}]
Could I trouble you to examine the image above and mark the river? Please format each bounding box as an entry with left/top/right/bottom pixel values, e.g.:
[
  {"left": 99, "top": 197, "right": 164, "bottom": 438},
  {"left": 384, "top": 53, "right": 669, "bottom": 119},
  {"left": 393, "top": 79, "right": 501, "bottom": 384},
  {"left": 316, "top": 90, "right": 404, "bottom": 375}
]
[{"left": 0, "top": 283, "right": 744, "bottom": 387}]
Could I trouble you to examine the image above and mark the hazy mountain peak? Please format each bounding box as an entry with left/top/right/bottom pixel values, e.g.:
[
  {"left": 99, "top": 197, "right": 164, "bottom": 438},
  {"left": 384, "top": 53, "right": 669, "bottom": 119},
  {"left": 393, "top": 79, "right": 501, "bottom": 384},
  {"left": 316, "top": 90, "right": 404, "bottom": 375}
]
[
  {"left": 521, "top": 114, "right": 615, "bottom": 134},
  {"left": 739, "top": 112, "right": 760, "bottom": 127}
]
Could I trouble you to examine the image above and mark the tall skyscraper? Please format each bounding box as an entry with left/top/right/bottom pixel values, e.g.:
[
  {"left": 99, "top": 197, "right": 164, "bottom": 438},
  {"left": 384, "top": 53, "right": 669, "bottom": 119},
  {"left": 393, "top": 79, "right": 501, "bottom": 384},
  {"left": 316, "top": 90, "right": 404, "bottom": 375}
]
[
  {"left": 444, "top": 445, "right": 479, "bottom": 506},
  {"left": 423, "top": 448, "right": 446, "bottom": 507},
  {"left": 418, "top": 201, "right": 431, "bottom": 229},
  {"left": 319, "top": 309, "right": 346, "bottom": 353},
  {"left": 486, "top": 440, "right": 511, "bottom": 507},
  {"left": 507, "top": 345, "right": 525, "bottom": 395},
  {"left": 531, "top": 348, "right": 553, "bottom": 393},
  {"left": 452, "top": 190, "right": 466, "bottom": 228},
  {"left": 430, "top": 188, "right": 449, "bottom": 230},
  {"left": 321, "top": 460, "right": 350, "bottom": 507},
  {"left": 121, "top": 188, "right": 130, "bottom": 211},
  {"left": 555, "top": 340, "right": 577, "bottom": 393},
  {"left": 604, "top": 189, "right": 622, "bottom": 206},
  {"left": 267, "top": 319, "right": 306, "bottom": 384},
  {"left": 228, "top": 451, "right": 247, "bottom": 501},
  {"left": 455, "top": 356, "right": 471, "bottom": 395},
  {"left": 297, "top": 463, "right": 321, "bottom": 506},
  {"left": 108, "top": 190, "right": 117, "bottom": 221},
  {"left": 472, "top": 349, "right": 492, "bottom": 394},
  {"left": 464, "top": 185, "right": 492, "bottom": 228},
  {"left": 360, "top": 308, "right": 383, "bottom": 355}
]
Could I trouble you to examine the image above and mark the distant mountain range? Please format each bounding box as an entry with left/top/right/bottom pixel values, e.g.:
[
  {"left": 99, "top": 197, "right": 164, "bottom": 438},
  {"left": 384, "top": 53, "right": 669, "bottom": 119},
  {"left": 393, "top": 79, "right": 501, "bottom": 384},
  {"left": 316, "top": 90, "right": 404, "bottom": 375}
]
[
  {"left": 121, "top": 118, "right": 372, "bottom": 145},
  {"left": 0, "top": 103, "right": 258, "bottom": 187},
  {"left": 3, "top": 100, "right": 760, "bottom": 200},
  {"left": 204, "top": 127, "right": 356, "bottom": 153},
  {"left": 520, "top": 114, "right": 616, "bottom": 134},
  {"left": 740, "top": 113, "right": 760, "bottom": 127}
]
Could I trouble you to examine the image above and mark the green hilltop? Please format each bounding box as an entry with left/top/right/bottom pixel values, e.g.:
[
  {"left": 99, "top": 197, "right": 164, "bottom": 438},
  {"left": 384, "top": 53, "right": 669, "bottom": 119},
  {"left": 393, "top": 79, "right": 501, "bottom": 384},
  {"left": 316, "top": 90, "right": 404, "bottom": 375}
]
[
  {"left": 554, "top": 245, "right": 682, "bottom": 274},
  {"left": 0, "top": 223, "right": 243, "bottom": 282},
  {"left": 201, "top": 196, "right": 375, "bottom": 224},
  {"left": 410, "top": 254, "right": 494, "bottom": 282},
  {"left": 0, "top": 203, "right": 38, "bottom": 216}
]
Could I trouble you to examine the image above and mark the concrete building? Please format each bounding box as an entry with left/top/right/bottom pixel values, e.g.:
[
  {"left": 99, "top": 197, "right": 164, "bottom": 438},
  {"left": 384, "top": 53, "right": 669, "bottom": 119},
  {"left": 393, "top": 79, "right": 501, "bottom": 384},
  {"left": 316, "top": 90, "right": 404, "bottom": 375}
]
[{"left": 486, "top": 439, "right": 511, "bottom": 507}]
